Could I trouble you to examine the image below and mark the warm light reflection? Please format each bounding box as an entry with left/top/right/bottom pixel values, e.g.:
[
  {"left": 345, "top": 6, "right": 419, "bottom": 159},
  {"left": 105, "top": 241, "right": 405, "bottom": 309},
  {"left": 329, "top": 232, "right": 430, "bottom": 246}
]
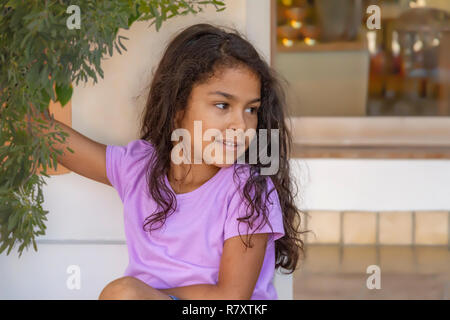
[
  {"left": 290, "top": 20, "right": 302, "bottom": 29},
  {"left": 282, "top": 38, "right": 294, "bottom": 47},
  {"left": 413, "top": 40, "right": 423, "bottom": 52},
  {"left": 409, "top": 0, "right": 427, "bottom": 8},
  {"left": 304, "top": 37, "right": 316, "bottom": 46},
  {"left": 392, "top": 31, "right": 401, "bottom": 57},
  {"left": 367, "top": 31, "right": 377, "bottom": 55}
]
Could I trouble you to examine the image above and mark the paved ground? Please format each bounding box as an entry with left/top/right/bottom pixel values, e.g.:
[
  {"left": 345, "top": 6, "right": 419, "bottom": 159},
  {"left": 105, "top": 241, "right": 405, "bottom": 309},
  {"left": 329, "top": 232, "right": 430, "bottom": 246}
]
[{"left": 293, "top": 245, "right": 450, "bottom": 299}]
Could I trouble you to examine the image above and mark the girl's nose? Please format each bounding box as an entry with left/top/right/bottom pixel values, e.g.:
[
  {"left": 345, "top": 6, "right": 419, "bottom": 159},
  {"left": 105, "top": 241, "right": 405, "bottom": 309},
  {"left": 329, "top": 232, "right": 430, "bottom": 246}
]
[{"left": 228, "top": 110, "right": 246, "bottom": 132}]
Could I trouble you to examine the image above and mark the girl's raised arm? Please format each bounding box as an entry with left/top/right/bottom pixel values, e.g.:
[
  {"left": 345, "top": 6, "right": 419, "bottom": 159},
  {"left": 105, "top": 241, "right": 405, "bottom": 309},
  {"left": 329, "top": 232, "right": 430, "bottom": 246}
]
[{"left": 28, "top": 108, "right": 111, "bottom": 186}]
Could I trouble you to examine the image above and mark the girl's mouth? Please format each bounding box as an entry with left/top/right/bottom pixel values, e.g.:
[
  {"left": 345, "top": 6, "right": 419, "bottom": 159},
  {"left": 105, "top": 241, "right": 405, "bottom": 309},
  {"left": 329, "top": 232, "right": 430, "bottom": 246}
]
[{"left": 215, "top": 139, "right": 244, "bottom": 151}]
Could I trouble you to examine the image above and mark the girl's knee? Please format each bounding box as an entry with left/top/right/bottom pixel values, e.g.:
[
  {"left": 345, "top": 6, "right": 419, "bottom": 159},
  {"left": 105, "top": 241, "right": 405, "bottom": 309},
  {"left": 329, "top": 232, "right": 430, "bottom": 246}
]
[{"left": 98, "top": 276, "right": 140, "bottom": 300}]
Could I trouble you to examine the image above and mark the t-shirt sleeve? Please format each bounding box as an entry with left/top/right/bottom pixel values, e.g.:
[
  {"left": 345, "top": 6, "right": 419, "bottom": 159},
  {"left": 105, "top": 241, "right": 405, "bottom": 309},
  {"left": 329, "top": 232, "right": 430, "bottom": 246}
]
[
  {"left": 224, "top": 176, "right": 285, "bottom": 242},
  {"left": 105, "top": 139, "right": 153, "bottom": 202}
]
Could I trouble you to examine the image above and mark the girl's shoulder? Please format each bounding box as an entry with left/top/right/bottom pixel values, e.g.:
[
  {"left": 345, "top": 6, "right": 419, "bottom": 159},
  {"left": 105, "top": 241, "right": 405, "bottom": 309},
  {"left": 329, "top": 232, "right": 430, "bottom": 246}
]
[
  {"left": 123, "top": 138, "right": 154, "bottom": 154},
  {"left": 106, "top": 138, "right": 155, "bottom": 201},
  {"left": 110, "top": 138, "right": 155, "bottom": 163}
]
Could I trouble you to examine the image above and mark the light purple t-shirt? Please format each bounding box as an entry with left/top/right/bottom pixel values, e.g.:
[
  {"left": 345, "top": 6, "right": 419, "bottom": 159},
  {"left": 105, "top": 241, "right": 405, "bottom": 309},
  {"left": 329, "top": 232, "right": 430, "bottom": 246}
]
[{"left": 105, "top": 139, "right": 285, "bottom": 300}]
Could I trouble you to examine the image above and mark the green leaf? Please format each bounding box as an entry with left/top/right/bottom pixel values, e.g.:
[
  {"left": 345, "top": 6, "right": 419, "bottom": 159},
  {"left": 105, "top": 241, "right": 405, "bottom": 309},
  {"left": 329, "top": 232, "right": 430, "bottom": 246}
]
[
  {"left": 7, "top": 213, "right": 19, "bottom": 232},
  {"left": 55, "top": 84, "right": 73, "bottom": 107},
  {"left": 51, "top": 153, "right": 58, "bottom": 170},
  {"left": 39, "top": 88, "right": 51, "bottom": 110}
]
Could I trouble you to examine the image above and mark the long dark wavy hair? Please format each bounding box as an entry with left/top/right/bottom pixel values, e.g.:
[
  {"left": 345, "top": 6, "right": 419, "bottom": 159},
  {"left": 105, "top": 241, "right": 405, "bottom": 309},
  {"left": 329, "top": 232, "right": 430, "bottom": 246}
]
[{"left": 139, "top": 23, "right": 308, "bottom": 274}]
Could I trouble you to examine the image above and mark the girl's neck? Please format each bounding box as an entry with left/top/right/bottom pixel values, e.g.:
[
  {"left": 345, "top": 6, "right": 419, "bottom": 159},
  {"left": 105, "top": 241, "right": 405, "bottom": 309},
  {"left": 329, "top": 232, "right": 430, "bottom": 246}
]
[{"left": 167, "top": 162, "right": 221, "bottom": 194}]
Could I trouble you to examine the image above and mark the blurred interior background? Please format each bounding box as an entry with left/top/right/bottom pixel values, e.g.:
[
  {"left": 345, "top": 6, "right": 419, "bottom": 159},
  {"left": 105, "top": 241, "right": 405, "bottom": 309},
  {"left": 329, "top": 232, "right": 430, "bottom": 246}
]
[
  {"left": 275, "top": 0, "right": 449, "bottom": 117},
  {"left": 273, "top": 0, "right": 449, "bottom": 299}
]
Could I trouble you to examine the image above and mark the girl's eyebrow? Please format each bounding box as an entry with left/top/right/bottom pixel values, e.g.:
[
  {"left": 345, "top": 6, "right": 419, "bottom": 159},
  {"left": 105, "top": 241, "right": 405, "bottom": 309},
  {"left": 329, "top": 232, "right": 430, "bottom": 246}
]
[{"left": 208, "top": 91, "right": 261, "bottom": 104}]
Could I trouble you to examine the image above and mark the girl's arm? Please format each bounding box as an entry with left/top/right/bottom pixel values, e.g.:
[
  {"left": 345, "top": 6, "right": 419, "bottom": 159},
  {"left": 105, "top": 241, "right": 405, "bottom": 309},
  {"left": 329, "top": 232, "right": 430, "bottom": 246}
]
[
  {"left": 159, "top": 284, "right": 223, "bottom": 300},
  {"left": 27, "top": 107, "right": 111, "bottom": 186},
  {"left": 159, "top": 233, "right": 269, "bottom": 300}
]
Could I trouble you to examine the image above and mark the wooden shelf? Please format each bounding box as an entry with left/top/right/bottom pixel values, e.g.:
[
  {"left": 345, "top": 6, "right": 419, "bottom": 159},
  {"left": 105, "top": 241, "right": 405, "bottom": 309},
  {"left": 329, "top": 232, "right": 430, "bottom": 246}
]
[{"left": 276, "top": 39, "right": 368, "bottom": 53}]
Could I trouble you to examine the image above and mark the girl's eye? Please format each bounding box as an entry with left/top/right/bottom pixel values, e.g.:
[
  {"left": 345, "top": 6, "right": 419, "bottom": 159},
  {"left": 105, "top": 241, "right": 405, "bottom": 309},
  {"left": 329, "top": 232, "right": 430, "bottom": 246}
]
[
  {"left": 245, "top": 106, "right": 259, "bottom": 114},
  {"left": 215, "top": 103, "right": 228, "bottom": 110},
  {"left": 215, "top": 103, "right": 259, "bottom": 114}
]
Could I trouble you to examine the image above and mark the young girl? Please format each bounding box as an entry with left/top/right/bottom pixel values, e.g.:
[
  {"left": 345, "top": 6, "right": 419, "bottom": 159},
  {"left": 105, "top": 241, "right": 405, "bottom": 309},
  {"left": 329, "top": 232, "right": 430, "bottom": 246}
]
[{"left": 38, "top": 23, "right": 306, "bottom": 300}]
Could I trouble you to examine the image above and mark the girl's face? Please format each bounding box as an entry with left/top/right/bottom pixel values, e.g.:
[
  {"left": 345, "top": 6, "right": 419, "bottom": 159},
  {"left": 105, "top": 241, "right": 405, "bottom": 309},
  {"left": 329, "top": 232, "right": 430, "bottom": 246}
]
[{"left": 174, "top": 66, "right": 261, "bottom": 168}]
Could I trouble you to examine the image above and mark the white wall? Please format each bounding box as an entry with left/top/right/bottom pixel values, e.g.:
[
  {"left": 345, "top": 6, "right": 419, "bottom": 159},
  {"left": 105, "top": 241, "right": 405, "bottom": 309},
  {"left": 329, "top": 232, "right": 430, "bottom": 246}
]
[{"left": 291, "top": 159, "right": 450, "bottom": 212}]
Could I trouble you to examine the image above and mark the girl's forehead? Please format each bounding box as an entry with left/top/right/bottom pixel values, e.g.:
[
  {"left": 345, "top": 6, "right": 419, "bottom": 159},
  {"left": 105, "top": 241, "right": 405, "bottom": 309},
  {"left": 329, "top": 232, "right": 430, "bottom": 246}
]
[
  {"left": 212, "top": 66, "right": 259, "bottom": 82},
  {"left": 197, "top": 64, "right": 258, "bottom": 84},
  {"left": 194, "top": 69, "right": 261, "bottom": 95}
]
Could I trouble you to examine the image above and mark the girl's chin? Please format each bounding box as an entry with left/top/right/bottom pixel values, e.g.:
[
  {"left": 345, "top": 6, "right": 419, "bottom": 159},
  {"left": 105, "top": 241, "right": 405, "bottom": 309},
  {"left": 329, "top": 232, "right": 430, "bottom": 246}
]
[
  {"left": 213, "top": 162, "right": 235, "bottom": 168},
  {"left": 201, "top": 145, "right": 248, "bottom": 167}
]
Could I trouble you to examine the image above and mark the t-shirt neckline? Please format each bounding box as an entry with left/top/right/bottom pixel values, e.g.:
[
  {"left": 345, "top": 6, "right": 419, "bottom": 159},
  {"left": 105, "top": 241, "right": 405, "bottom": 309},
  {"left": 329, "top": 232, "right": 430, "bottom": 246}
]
[{"left": 164, "top": 166, "right": 227, "bottom": 200}]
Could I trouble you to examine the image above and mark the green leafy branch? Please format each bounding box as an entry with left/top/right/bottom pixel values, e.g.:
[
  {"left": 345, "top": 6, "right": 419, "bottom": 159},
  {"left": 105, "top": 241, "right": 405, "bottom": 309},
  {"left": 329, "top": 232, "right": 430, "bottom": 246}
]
[{"left": 0, "top": 0, "right": 226, "bottom": 257}]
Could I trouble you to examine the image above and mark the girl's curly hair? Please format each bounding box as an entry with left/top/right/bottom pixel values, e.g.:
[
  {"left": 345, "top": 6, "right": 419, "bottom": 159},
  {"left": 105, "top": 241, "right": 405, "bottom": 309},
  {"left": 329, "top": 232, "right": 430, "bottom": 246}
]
[{"left": 139, "top": 23, "right": 308, "bottom": 274}]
